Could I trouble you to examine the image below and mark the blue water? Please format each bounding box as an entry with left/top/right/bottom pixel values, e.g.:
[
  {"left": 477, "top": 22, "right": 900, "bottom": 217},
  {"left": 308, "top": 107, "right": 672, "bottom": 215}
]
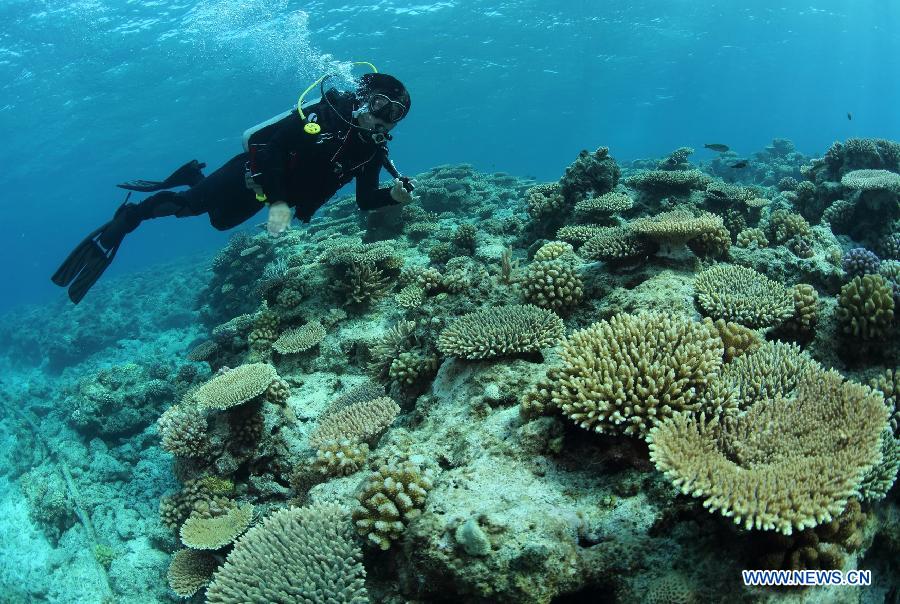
[{"left": 1, "top": 0, "right": 898, "bottom": 311}]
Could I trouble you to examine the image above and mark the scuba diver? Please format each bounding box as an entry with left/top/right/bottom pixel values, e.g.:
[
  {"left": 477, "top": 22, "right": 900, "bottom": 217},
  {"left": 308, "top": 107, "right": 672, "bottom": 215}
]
[{"left": 52, "top": 67, "right": 415, "bottom": 304}]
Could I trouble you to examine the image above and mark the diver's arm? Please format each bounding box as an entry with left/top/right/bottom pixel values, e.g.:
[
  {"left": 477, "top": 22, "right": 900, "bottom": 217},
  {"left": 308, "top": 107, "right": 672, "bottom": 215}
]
[{"left": 355, "top": 152, "right": 400, "bottom": 210}]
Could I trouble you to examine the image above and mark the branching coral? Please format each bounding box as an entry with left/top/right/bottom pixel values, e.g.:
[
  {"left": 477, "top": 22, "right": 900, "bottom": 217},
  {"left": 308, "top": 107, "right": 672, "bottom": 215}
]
[
  {"left": 309, "top": 396, "right": 400, "bottom": 448},
  {"left": 624, "top": 169, "right": 712, "bottom": 195},
  {"left": 167, "top": 549, "right": 219, "bottom": 598},
  {"left": 522, "top": 258, "right": 584, "bottom": 314},
  {"left": 694, "top": 264, "right": 795, "bottom": 329},
  {"left": 206, "top": 504, "right": 368, "bottom": 604},
  {"left": 550, "top": 312, "right": 723, "bottom": 439},
  {"left": 194, "top": 364, "right": 278, "bottom": 411},
  {"left": 631, "top": 209, "right": 726, "bottom": 250},
  {"left": 648, "top": 368, "right": 888, "bottom": 535},
  {"left": 272, "top": 321, "right": 326, "bottom": 354},
  {"left": 353, "top": 459, "right": 434, "bottom": 550},
  {"left": 559, "top": 147, "right": 620, "bottom": 201},
  {"left": 312, "top": 439, "right": 369, "bottom": 477},
  {"left": 574, "top": 191, "right": 633, "bottom": 220},
  {"left": 715, "top": 341, "right": 817, "bottom": 409},
  {"left": 180, "top": 502, "right": 254, "bottom": 550},
  {"left": 579, "top": 226, "right": 656, "bottom": 263},
  {"left": 437, "top": 304, "right": 564, "bottom": 360},
  {"left": 836, "top": 274, "right": 895, "bottom": 340},
  {"left": 157, "top": 405, "right": 208, "bottom": 458}
]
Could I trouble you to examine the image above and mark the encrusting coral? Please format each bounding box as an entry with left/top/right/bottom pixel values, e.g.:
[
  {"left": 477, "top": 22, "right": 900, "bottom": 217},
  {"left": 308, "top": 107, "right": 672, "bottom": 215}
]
[
  {"left": 648, "top": 368, "right": 888, "bottom": 535},
  {"left": 205, "top": 504, "right": 368, "bottom": 604}
]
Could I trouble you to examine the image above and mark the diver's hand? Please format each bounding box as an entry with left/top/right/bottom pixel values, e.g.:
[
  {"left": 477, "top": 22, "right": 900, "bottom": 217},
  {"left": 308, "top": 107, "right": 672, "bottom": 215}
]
[
  {"left": 390, "top": 178, "right": 415, "bottom": 204},
  {"left": 267, "top": 201, "right": 292, "bottom": 237}
]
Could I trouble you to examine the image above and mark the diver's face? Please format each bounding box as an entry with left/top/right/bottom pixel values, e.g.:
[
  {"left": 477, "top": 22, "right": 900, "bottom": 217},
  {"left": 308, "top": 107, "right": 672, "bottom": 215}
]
[{"left": 356, "top": 110, "right": 398, "bottom": 133}]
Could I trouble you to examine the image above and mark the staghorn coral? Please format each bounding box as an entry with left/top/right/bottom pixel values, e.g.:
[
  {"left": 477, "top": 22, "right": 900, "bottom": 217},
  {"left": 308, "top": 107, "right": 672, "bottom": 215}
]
[
  {"left": 353, "top": 458, "right": 434, "bottom": 550},
  {"left": 312, "top": 439, "right": 370, "bottom": 477},
  {"left": 309, "top": 396, "right": 401, "bottom": 448},
  {"left": 180, "top": 502, "right": 254, "bottom": 550},
  {"left": 167, "top": 549, "right": 219, "bottom": 598},
  {"left": 272, "top": 321, "right": 326, "bottom": 354},
  {"left": 522, "top": 258, "right": 584, "bottom": 314},
  {"left": 648, "top": 368, "right": 888, "bottom": 535},
  {"left": 694, "top": 265, "right": 795, "bottom": 329},
  {"left": 836, "top": 274, "right": 895, "bottom": 340},
  {"left": 552, "top": 312, "right": 723, "bottom": 439},
  {"left": 157, "top": 405, "right": 208, "bottom": 458},
  {"left": 367, "top": 320, "right": 417, "bottom": 382},
  {"left": 437, "top": 304, "right": 564, "bottom": 360},
  {"left": 206, "top": 504, "right": 367, "bottom": 604},
  {"left": 343, "top": 262, "right": 393, "bottom": 307},
  {"left": 194, "top": 363, "right": 278, "bottom": 411}
]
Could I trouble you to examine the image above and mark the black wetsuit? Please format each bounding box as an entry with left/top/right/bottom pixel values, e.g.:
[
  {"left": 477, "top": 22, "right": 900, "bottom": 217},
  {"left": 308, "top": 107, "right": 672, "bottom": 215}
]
[{"left": 131, "top": 89, "right": 399, "bottom": 231}]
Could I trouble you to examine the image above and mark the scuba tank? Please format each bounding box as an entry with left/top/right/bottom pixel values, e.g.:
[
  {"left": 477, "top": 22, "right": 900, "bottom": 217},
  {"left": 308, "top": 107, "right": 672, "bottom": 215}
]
[{"left": 241, "top": 98, "right": 321, "bottom": 152}]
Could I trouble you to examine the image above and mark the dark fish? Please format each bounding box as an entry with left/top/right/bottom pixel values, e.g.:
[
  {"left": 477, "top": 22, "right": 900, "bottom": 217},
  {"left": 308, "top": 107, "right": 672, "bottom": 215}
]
[
  {"left": 847, "top": 112, "right": 852, "bottom": 121},
  {"left": 704, "top": 143, "right": 730, "bottom": 152},
  {"left": 730, "top": 160, "right": 749, "bottom": 169}
]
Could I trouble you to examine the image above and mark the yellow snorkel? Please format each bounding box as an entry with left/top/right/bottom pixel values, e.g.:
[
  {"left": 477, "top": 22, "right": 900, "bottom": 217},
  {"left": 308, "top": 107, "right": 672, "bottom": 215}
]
[{"left": 297, "top": 62, "right": 378, "bottom": 135}]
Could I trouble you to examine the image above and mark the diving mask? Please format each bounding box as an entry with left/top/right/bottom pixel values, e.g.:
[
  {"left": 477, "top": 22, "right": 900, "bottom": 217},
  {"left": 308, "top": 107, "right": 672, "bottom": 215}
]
[{"left": 366, "top": 93, "right": 407, "bottom": 123}]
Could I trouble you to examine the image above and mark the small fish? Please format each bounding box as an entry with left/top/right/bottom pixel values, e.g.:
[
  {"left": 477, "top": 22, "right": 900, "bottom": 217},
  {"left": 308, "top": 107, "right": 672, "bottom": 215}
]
[
  {"left": 847, "top": 112, "right": 852, "bottom": 121},
  {"left": 704, "top": 143, "right": 730, "bottom": 152},
  {"left": 730, "top": 160, "right": 749, "bottom": 169}
]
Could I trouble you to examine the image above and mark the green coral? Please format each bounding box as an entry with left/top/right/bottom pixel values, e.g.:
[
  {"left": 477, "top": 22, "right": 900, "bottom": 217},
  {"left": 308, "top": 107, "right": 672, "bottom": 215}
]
[{"left": 836, "top": 274, "right": 895, "bottom": 340}]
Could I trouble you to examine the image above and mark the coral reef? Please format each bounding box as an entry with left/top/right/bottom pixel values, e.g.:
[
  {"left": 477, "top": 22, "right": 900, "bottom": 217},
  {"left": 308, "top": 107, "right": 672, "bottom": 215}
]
[
  {"left": 649, "top": 368, "right": 888, "bottom": 534},
  {"left": 205, "top": 504, "right": 368, "bottom": 603}
]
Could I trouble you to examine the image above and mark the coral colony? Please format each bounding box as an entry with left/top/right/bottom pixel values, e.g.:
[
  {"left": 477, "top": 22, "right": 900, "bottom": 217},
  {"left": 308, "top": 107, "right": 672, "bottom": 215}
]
[{"left": 2, "top": 138, "right": 899, "bottom": 602}]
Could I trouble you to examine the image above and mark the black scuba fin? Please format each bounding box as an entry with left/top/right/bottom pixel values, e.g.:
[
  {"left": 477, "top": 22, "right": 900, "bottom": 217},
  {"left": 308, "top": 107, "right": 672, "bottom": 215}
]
[
  {"left": 51, "top": 202, "right": 135, "bottom": 304},
  {"left": 116, "top": 159, "right": 206, "bottom": 192}
]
